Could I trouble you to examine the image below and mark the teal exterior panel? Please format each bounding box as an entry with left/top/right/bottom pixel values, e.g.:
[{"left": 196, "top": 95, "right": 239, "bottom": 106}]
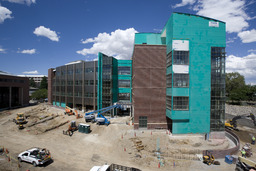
[
  {"left": 166, "top": 88, "right": 171, "bottom": 96},
  {"left": 166, "top": 66, "right": 172, "bottom": 75},
  {"left": 112, "top": 58, "right": 118, "bottom": 104},
  {"left": 166, "top": 109, "right": 190, "bottom": 120},
  {"left": 98, "top": 53, "right": 132, "bottom": 112},
  {"left": 164, "top": 13, "right": 225, "bottom": 134},
  {"left": 134, "top": 33, "right": 164, "bottom": 45},
  {"left": 61, "top": 102, "right": 66, "bottom": 108},
  {"left": 172, "top": 88, "right": 189, "bottom": 96},
  {"left": 117, "top": 60, "right": 132, "bottom": 103}
]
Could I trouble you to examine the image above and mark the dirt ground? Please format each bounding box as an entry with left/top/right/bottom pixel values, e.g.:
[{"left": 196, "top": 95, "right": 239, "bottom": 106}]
[{"left": 0, "top": 104, "right": 255, "bottom": 171}]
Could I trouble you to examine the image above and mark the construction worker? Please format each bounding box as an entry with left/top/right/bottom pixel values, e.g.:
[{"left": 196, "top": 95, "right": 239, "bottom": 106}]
[
  {"left": 252, "top": 136, "right": 255, "bottom": 145},
  {"left": 241, "top": 149, "right": 246, "bottom": 158}
]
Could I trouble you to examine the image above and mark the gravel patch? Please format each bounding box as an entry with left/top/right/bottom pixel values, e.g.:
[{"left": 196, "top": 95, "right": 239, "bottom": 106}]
[{"left": 226, "top": 104, "right": 256, "bottom": 116}]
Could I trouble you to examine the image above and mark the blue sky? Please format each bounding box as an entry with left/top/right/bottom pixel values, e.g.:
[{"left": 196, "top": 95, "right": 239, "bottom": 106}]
[{"left": 0, "top": 0, "right": 256, "bottom": 84}]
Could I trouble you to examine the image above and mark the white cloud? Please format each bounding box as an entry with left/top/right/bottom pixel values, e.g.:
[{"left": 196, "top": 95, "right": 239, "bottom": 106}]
[
  {"left": 3, "top": 0, "right": 36, "bottom": 5},
  {"left": 81, "top": 38, "right": 94, "bottom": 44},
  {"left": 174, "top": 0, "right": 252, "bottom": 33},
  {"left": 226, "top": 37, "right": 237, "bottom": 44},
  {"left": 238, "top": 29, "right": 256, "bottom": 43},
  {"left": 18, "top": 49, "right": 36, "bottom": 54},
  {"left": 0, "top": 47, "right": 6, "bottom": 53},
  {"left": 77, "top": 28, "right": 138, "bottom": 60},
  {"left": 33, "top": 26, "right": 60, "bottom": 42},
  {"left": 23, "top": 70, "right": 38, "bottom": 74},
  {"left": 0, "top": 5, "right": 12, "bottom": 23},
  {"left": 173, "top": 0, "right": 196, "bottom": 8},
  {"left": 226, "top": 53, "right": 256, "bottom": 84},
  {"left": 248, "top": 49, "right": 256, "bottom": 53}
]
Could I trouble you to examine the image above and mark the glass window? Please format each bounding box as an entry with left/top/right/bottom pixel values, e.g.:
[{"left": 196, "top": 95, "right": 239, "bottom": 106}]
[
  {"left": 166, "top": 96, "right": 172, "bottom": 110},
  {"left": 166, "top": 74, "right": 172, "bottom": 88},
  {"left": 173, "top": 51, "right": 189, "bottom": 65},
  {"left": 85, "top": 93, "right": 93, "bottom": 98},
  {"left": 85, "top": 68, "right": 94, "bottom": 73},
  {"left": 75, "top": 68, "right": 82, "bottom": 74},
  {"left": 118, "top": 80, "right": 130, "bottom": 88},
  {"left": 68, "top": 70, "right": 73, "bottom": 75},
  {"left": 139, "top": 116, "right": 147, "bottom": 128},
  {"left": 118, "top": 66, "right": 131, "bottom": 75},
  {"left": 167, "top": 51, "right": 172, "bottom": 67},
  {"left": 89, "top": 80, "right": 94, "bottom": 85},
  {"left": 210, "top": 47, "right": 226, "bottom": 131},
  {"left": 173, "top": 97, "right": 189, "bottom": 110},
  {"left": 118, "top": 93, "right": 130, "bottom": 101},
  {"left": 85, "top": 80, "right": 88, "bottom": 85},
  {"left": 67, "top": 81, "right": 73, "bottom": 85},
  {"left": 173, "top": 74, "right": 189, "bottom": 87}
]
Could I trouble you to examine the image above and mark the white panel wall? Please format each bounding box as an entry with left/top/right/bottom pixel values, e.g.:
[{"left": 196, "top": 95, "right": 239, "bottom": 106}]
[
  {"left": 173, "top": 65, "right": 189, "bottom": 73},
  {"left": 172, "top": 40, "right": 189, "bottom": 51}
]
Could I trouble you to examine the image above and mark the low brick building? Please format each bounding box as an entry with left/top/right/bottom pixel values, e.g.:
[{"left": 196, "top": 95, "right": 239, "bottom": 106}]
[{"left": 0, "top": 71, "right": 29, "bottom": 109}]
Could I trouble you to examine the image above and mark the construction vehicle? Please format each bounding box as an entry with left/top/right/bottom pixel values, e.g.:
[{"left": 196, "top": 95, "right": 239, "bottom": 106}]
[
  {"left": 63, "top": 121, "right": 78, "bottom": 136},
  {"left": 225, "top": 113, "right": 256, "bottom": 130},
  {"left": 18, "top": 124, "right": 25, "bottom": 130},
  {"left": 13, "top": 113, "right": 27, "bottom": 125},
  {"left": 84, "top": 103, "right": 125, "bottom": 125},
  {"left": 203, "top": 151, "right": 220, "bottom": 166},
  {"left": 235, "top": 156, "right": 256, "bottom": 171},
  {"left": 64, "top": 106, "right": 75, "bottom": 116}
]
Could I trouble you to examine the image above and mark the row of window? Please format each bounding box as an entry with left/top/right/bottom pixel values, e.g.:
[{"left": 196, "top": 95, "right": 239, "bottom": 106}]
[
  {"left": 0, "top": 78, "right": 25, "bottom": 83},
  {"left": 167, "top": 51, "right": 189, "bottom": 67},
  {"left": 53, "top": 92, "right": 95, "bottom": 98},
  {"left": 53, "top": 92, "right": 130, "bottom": 101},
  {"left": 118, "top": 67, "right": 131, "bottom": 75},
  {"left": 56, "top": 66, "right": 131, "bottom": 76},
  {"left": 166, "top": 96, "right": 189, "bottom": 110},
  {"left": 56, "top": 67, "right": 98, "bottom": 76},
  {"left": 53, "top": 80, "right": 97, "bottom": 86},
  {"left": 118, "top": 80, "right": 131, "bottom": 88},
  {"left": 166, "top": 74, "right": 189, "bottom": 88}
]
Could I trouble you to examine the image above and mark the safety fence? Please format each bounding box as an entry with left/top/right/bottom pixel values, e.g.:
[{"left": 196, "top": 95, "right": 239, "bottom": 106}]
[{"left": 0, "top": 146, "right": 22, "bottom": 171}]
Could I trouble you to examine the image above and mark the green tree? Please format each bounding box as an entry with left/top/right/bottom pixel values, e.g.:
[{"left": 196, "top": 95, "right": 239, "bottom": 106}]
[
  {"left": 40, "top": 76, "right": 48, "bottom": 89},
  {"left": 245, "top": 85, "right": 256, "bottom": 101},
  {"left": 29, "top": 78, "right": 37, "bottom": 88},
  {"left": 226, "top": 72, "right": 247, "bottom": 102},
  {"left": 31, "top": 89, "right": 47, "bottom": 100}
]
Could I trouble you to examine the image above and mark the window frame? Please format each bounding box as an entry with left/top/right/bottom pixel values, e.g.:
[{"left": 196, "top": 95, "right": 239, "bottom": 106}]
[{"left": 173, "top": 96, "right": 189, "bottom": 110}]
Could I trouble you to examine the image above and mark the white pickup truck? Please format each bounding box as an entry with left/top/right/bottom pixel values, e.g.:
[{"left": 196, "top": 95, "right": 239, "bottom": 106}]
[{"left": 18, "top": 147, "right": 51, "bottom": 167}]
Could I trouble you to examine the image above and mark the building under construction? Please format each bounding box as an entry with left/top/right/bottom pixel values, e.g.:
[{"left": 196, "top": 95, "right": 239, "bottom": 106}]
[
  {"left": 48, "top": 54, "right": 132, "bottom": 115},
  {"left": 48, "top": 12, "right": 226, "bottom": 135},
  {"left": 132, "top": 12, "right": 226, "bottom": 135}
]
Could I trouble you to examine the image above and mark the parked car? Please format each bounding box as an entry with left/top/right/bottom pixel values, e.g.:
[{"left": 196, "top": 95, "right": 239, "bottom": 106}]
[{"left": 18, "top": 148, "right": 51, "bottom": 167}]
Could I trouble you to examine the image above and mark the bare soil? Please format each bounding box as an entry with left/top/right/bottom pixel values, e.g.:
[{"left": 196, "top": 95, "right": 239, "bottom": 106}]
[{"left": 0, "top": 104, "right": 255, "bottom": 171}]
